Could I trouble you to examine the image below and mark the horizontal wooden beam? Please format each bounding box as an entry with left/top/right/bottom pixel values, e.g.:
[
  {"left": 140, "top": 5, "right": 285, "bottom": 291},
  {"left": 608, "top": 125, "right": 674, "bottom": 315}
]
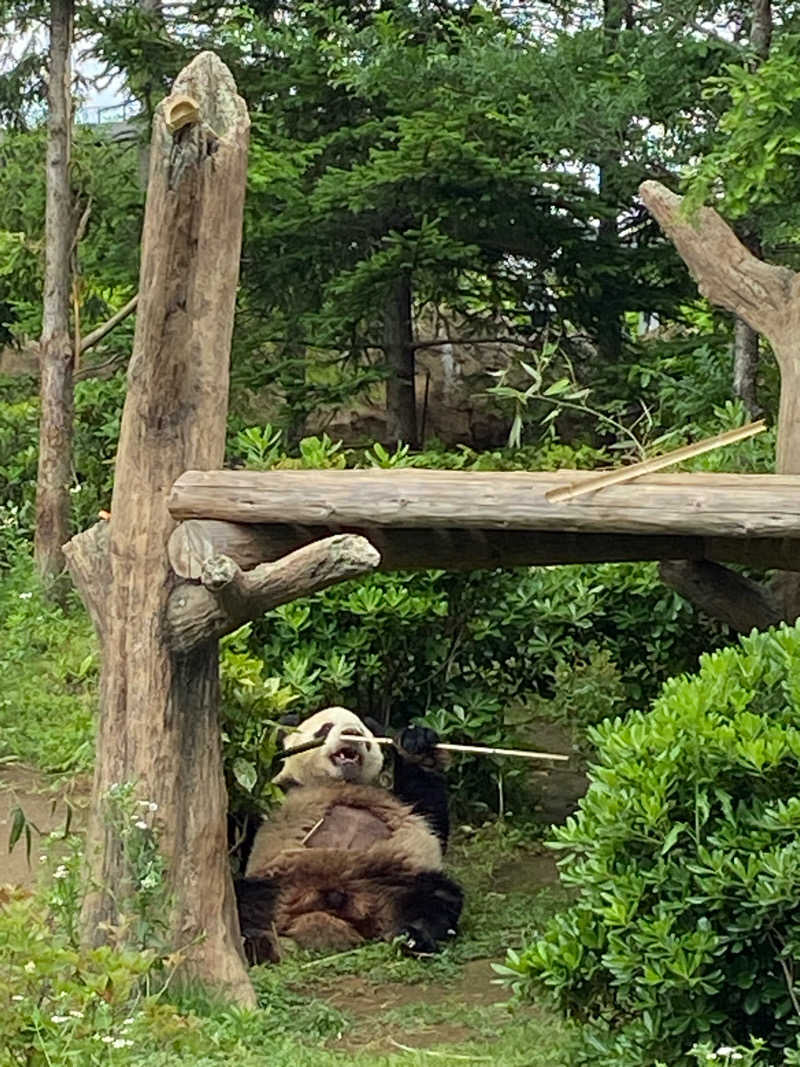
[
  {"left": 168, "top": 519, "right": 800, "bottom": 580},
  {"left": 168, "top": 469, "right": 800, "bottom": 541}
]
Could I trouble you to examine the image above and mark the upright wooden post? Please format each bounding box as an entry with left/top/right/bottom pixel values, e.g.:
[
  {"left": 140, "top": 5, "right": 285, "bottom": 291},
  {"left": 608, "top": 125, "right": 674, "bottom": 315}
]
[{"left": 71, "top": 53, "right": 253, "bottom": 1003}]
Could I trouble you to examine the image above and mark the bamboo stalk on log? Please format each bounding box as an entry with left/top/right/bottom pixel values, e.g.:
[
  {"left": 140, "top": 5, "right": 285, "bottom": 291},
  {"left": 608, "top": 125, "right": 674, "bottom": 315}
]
[{"left": 546, "top": 421, "right": 766, "bottom": 502}]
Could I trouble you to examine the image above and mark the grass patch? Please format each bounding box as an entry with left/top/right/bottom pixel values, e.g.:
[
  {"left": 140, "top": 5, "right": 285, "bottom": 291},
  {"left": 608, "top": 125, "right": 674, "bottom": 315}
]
[{"left": 0, "top": 554, "right": 97, "bottom": 774}]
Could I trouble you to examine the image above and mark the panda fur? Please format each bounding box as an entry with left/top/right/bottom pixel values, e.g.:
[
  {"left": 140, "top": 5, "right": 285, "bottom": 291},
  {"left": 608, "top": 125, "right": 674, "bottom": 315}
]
[{"left": 235, "top": 706, "right": 463, "bottom": 964}]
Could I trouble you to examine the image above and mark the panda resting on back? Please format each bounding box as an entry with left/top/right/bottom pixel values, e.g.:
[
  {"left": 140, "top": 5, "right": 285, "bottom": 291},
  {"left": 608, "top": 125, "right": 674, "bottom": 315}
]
[{"left": 234, "top": 707, "right": 463, "bottom": 964}]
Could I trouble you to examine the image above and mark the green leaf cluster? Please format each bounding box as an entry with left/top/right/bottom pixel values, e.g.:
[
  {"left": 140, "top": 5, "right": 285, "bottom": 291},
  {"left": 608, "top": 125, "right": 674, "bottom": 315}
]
[{"left": 506, "top": 623, "right": 800, "bottom": 1065}]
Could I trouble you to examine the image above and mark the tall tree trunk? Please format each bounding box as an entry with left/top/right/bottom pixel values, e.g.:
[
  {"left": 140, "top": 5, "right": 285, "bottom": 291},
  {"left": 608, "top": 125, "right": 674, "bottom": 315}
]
[
  {"left": 733, "top": 314, "right": 761, "bottom": 417},
  {"left": 383, "top": 276, "right": 418, "bottom": 447},
  {"left": 731, "top": 0, "right": 772, "bottom": 417},
  {"left": 35, "top": 0, "right": 75, "bottom": 595},
  {"left": 751, "top": 0, "right": 772, "bottom": 58},
  {"left": 595, "top": 0, "right": 630, "bottom": 364}
]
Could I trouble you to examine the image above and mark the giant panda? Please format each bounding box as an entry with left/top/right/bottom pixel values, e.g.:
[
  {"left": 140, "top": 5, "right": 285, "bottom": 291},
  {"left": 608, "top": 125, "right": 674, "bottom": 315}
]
[{"left": 234, "top": 706, "right": 463, "bottom": 964}]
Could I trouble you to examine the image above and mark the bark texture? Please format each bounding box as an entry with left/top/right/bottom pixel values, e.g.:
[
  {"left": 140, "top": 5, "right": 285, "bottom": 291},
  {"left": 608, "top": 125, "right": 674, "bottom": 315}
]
[
  {"left": 72, "top": 53, "right": 254, "bottom": 1005},
  {"left": 35, "top": 0, "right": 75, "bottom": 592},
  {"left": 733, "top": 315, "right": 761, "bottom": 418},
  {"left": 659, "top": 560, "right": 782, "bottom": 633},
  {"left": 383, "top": 276, "right": 418, "bottom": 447}
]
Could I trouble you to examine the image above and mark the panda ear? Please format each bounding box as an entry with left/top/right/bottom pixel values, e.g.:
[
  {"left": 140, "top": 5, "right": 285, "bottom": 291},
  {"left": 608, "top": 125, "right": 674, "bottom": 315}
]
[
  {"left": 276, "top": 711, "right": 302, "bottom": 747},
  {"left": 363, "top": 715, "right": 383, "bottom": 737}
]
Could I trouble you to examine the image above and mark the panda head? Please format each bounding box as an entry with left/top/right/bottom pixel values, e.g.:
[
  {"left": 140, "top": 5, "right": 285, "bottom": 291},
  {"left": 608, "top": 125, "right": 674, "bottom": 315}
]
[{"left": 273, "top": 707, "right": 384, "bottom": 787}]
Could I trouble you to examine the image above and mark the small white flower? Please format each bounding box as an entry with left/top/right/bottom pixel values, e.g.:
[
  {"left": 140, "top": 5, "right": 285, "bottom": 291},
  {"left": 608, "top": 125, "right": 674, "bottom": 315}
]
[
  {"left": 68, "top": 1010, "right": 83, "bottom": 1018},
  {"left": 18, "top": 592, "right": 32, "bottom": 600},
  {"left": 134, "top": 819, "right": 149, "bottom": 830},
  {"left": 731, "top": 1057, "right": 743, "bottom": 1063},
  {"left": 101, "top": 1035, "right": 114, "bottom": 1044},
  {"left": 112, "top": 1038, "right": 133, "bottom": 1048},
  {"left": 24, "top": 961, "right": 36, "bottom": 973},
  {"left": 137, "top": 800, "right": 157, "bottom": 811},
  {"left": 50, "top": 1014, "right": 69, "bottom": 1023},
  {"left": 716, "top": 1051, "right": 736, "bottom": 1059},
  {"left": 53, "top": 865, "right": 69, "bottom": 879},
  {"left": 11, "top": 994, "right": 24, "bottom": 1002},
  {"left": 122, "top": 1017, "right": 135, "bottom": 1026}
]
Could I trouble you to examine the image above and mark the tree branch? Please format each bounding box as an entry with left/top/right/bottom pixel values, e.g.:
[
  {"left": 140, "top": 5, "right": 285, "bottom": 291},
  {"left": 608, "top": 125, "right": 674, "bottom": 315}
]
[
  {"left": 639, "top": 180, "right": 797, "bottom": 351},
  {"left": 62, "top": 519, "right": 111, "bottom": 641},
  {"left": 659, "top": 559, "right": 783, "bottom": 632},
  {"left": 166, "top": 533, "right": 380, "bottom": 653},
  {"left": 79, "top": 294, "right": 138, "bottom": 354},
  {"left": 410, "top": 336, "right": 536, "bottom": 352}
]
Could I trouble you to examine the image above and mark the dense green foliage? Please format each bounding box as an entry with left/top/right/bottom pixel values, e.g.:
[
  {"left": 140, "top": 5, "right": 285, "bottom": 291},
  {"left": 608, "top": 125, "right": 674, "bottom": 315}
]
[{"left": 504, "top": 624, "right": 800, "bottom": 1065}]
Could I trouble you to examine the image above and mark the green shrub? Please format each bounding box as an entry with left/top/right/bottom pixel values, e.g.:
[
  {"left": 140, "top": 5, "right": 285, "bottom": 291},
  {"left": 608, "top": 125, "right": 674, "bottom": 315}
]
[{"left": 502, "top": 623, "right": 800, "bottom": 1065}]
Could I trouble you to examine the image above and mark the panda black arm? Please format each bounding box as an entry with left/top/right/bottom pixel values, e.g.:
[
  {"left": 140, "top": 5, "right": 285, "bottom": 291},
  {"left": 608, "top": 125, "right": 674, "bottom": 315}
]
[{"left": 392, "top": 724, "right": 451, "bottom": 850}]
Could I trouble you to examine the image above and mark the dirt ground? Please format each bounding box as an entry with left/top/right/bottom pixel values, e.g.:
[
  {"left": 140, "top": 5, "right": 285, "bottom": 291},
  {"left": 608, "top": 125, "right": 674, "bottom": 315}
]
[{"left": 0, "top": 763, "right": 89, "bottom": 888}]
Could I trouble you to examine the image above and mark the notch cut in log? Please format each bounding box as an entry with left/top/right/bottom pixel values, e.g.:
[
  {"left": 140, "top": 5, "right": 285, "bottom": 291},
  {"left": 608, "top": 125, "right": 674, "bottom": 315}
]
[
  {"left": 169, "top": 469, "right": 800, "bottom": 541},
  {"left": 168, "top": 519, "right": 800, "bottom": 578}
]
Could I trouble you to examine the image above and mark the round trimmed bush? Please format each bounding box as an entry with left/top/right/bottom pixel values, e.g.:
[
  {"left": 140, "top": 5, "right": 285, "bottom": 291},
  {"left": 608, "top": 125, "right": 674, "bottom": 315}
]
[{"left": 507, "top": 623, "right": 800, "bottom": 1066}]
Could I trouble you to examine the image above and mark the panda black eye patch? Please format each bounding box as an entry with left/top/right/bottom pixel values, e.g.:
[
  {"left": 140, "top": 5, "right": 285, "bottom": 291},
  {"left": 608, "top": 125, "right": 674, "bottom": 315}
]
[{"left": 313, "top": 722, "right": 333, "bottom": 739}]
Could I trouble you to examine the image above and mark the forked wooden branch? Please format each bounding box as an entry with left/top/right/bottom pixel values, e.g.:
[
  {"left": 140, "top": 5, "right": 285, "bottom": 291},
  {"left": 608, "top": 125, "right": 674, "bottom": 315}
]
[
  {"left": 166, "top": 533, "right": 380, "bottom": 652},
  {"left": 639, "top": 180, "right": 797, "bottom": 350}
]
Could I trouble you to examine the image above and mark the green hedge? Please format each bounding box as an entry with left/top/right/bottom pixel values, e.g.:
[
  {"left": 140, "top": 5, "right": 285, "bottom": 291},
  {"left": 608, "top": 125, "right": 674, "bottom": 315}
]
[{"left": 505, "top": 623, "right": 800, "bottom": 1065}]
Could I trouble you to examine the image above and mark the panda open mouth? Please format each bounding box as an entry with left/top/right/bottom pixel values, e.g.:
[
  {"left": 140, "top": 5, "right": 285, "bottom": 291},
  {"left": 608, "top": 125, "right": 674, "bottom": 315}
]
[{"left": 330, "top": 746, "right": 362, "bottom": 768}]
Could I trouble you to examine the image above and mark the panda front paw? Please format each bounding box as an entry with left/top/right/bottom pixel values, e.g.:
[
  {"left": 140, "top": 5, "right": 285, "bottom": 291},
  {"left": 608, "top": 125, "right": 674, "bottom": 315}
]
[
  {"left": 397, "top": 924, "right": 439, "bottom": 957},
  {"left": 396, "top": 723, "right": 440, "bottom": 762}
]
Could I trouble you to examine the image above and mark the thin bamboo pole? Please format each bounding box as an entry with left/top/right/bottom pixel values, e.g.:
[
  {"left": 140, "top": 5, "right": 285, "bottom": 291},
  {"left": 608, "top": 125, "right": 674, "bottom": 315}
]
[
  {"left": 545, "top": 420, "right": 766, "bottom": 502},
  {"left": 340, "top": 734, "right": 569, "bottom": 762},
  {"left": 277, "top": 733, "right": 570, "bottom": 763}
]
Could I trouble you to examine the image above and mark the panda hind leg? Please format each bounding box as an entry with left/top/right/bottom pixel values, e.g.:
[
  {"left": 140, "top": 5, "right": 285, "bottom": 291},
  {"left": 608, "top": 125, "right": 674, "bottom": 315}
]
[
  {"left": 235, "top": 876, "right": 282, "bottom": 965},
  {"left": 391, "top": 870, "right": 464, "bottom": 956}
]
